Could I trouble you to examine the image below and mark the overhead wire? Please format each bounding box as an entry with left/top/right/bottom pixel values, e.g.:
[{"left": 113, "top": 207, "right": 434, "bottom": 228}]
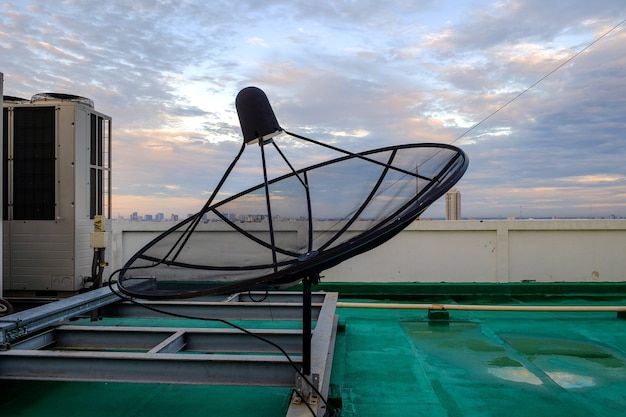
[{"left": 450, "top": 18, "right": 626, "bottom": 145}]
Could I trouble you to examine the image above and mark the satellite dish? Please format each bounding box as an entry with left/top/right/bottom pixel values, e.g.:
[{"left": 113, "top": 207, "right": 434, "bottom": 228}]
[{"left": 117, "top": 87, "right": 468, "bottom": 299}]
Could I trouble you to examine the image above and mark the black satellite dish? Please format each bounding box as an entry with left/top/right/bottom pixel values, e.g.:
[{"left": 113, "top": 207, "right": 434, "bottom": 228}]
[{"left": 117, "top": 87, "right": 468, "bottom": 299}]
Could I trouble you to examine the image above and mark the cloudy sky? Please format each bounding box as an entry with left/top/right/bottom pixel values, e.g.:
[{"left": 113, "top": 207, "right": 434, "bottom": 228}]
[{"left": 2, "top": 0, "right": 625, "bottom": 219}]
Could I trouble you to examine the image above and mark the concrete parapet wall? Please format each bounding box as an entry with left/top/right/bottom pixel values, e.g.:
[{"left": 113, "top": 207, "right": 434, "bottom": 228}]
[{"left": 111, "top": 219, "right": 626, "bottom": 284}]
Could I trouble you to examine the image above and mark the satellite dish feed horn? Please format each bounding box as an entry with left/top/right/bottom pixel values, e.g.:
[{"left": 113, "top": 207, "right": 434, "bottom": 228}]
[{"left": 236, "top": 86, "right": 282, "bottom": 144}]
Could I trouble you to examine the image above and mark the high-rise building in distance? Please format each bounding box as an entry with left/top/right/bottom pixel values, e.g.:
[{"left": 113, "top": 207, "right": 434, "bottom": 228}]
[{"left": 446, "top": 188, "right": 461, "bottom": 220}]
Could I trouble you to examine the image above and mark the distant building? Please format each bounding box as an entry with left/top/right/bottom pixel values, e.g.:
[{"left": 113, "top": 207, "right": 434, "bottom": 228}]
[
  {"left": 445, "top": 188, "right": 461, "bottom": 220},
  {"left": 170, "top": 214, "right": 179, "bottom": 221},
  {"left": 155, "top": 212, "right": 164, "bottom": 222},
  {"left": 415, "top": 166, "right": 420, "bottom": 221}
]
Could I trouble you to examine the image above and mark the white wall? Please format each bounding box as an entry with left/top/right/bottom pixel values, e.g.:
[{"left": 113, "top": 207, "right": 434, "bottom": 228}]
[
  {"left": 110, "top": 219, "right": 626, "bottom": 284},
  {"left": 327, "top": 220, "right": 626, "bottom": 283}
]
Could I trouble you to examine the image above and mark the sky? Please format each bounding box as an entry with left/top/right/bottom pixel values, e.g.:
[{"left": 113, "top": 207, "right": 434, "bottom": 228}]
[{"left": 1, "top": 0, "right": 625, "bottom": 219}]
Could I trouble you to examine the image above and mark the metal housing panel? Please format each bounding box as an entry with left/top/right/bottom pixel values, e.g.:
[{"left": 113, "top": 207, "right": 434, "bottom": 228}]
[
  {"left": 8, "top": 221, "right": 74, "bottom": 291},
  {"left": 2, "top": 98, "right": 112, "bottom": 293}
]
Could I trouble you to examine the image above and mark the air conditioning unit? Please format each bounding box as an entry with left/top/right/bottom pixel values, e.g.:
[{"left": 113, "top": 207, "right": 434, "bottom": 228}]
[{"left": 2, "top": 93, "right": 111, "bottom": 296}]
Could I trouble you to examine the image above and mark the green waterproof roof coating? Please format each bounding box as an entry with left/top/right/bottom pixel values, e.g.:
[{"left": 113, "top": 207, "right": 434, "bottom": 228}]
[
  {"left": 2, "top": 287, "right": 626, "bottom": 417},
  {"left": 334, "top": 306, "right": 626, "bottom": 417}
]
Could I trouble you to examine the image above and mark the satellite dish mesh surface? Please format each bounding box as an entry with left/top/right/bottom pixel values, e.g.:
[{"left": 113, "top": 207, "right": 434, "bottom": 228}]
[{"left": 118, "top": 87, "right": 468, "bottom": 299}]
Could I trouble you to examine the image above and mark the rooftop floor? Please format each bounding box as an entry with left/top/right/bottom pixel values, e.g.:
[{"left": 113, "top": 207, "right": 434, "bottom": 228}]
[
  {"left": 1, "top": 284, "right": 626, "bottom": 417},
  {"left": 334, "top": 303, "right": 626, "bottom": 417}
]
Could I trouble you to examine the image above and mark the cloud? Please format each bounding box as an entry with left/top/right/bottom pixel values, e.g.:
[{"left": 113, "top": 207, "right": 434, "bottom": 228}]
[
  {"left": 2, "top": 0, "right": 625, "bottom": 219},
  {"left": 247, "top": 37, "right": 268, "bottom": 47},
  {"left": 561, "top": 175, "right": 626, "bottom": 184}
]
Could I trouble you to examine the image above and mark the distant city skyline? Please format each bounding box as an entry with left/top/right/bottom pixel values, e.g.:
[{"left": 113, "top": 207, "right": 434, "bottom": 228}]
[{"left": 117, "top": 199, "right": 626, "bottom": 222}]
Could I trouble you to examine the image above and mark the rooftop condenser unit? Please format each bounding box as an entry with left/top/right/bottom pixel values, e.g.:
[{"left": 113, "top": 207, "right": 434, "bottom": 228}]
[{"left": 2, "top": 93, "right": 111, "bottom": 296}]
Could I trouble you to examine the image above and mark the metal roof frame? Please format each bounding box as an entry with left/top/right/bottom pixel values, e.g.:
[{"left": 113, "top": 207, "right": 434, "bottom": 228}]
[{"left": 0, "top": 288, "right": 338, "bottom": 416}]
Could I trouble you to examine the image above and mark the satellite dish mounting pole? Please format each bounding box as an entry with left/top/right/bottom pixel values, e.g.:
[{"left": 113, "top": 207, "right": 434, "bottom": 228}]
[
  {"left": 301, "top": 273, "right": 319, "bottom": 376},
  {"left": 303, "top": 275, "right": 312, "bottom": 376},
  {"left": 295, "top": 272, "right": 320, "bottom": 404}
]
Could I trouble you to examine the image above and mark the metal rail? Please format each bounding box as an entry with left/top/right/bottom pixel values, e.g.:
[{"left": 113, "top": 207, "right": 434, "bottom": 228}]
[
  {"left": 337, "top": 301, "right": 626, "bottom": 312},
  {"left": 0, "top": 285, "right": 119, "bottom": 347}
]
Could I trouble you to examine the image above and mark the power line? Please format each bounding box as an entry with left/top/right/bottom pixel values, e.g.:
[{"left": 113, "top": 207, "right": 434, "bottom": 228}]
[{"left": 452, "top": 18, "right": 626, "bottom": 144}]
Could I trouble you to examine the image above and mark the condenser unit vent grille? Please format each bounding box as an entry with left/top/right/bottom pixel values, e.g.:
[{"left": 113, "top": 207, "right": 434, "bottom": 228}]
[{"left": 12, "top": 106, "right": 56, "bottom": 220}]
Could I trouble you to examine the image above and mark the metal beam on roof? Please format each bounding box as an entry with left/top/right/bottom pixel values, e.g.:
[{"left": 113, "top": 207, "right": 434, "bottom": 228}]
[
  {"left": 102, "top": 299, "right": 323, "bottom": 321},
  {"left": 10, "top": 325, "right": 304, "bottom": 353},
  {"left": 0, "top": 349, "right": 299, "bottom": 385},
  {"left": 0, "top": 285, "right": 119, "bottom": 346}
]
